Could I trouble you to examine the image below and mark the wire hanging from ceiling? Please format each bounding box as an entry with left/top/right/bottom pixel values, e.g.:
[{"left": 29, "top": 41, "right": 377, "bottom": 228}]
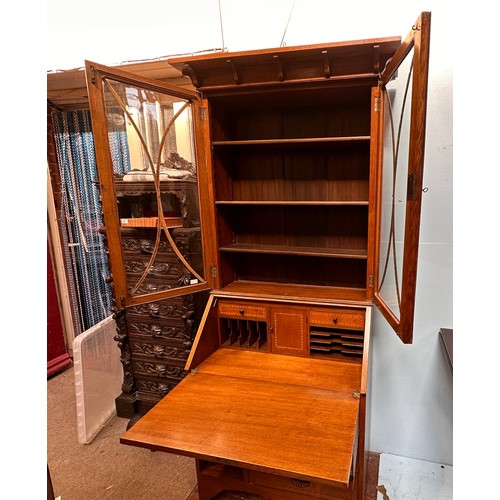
[
  {"left": 217, "top": 0, "right": 297, "bottom": 52},
  {"left": 280, "top": 0, "right": 296, "bottom": 47},
  {"left": 218, "top": 0, "right": 226, "bottom": 52}
]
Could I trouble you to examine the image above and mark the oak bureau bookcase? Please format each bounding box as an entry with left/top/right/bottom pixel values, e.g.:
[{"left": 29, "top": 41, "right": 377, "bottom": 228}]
[{"left": 85, "top": 11, "right": 431, "bottom": 499}]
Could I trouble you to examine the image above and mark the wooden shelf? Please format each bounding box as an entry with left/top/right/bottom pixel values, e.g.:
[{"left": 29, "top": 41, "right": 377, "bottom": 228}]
[
  {"left": 215, "top": 200, "right": 368, "bottom": 206},
  {"left": 212, "top": 136, "right": 370, "bottom": 147},
  {"left": 119, "top": 217, "right": 183, "bottom": 228},
  {"left": 114, "top": 178, "right": 197, "bottom": 196},
  {"left": 219, "top": 243, "right": 367, "bottom": 259},
  {"left": 216, "top": 281, "right": 370, "bottom": 305}
]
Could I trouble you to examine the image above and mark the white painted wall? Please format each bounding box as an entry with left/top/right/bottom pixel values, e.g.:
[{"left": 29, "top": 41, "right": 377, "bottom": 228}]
[{"left": 46, "top": 0, "right": 453, "bottom": 465}]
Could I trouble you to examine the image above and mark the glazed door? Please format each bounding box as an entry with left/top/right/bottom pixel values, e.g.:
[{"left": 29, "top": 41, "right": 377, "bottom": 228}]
[
  {"left": 85, "top": 61, "right": 215, "bottom": 307},
  {"left": 374, "top": 12, "right": 431, "bottom": 343}
]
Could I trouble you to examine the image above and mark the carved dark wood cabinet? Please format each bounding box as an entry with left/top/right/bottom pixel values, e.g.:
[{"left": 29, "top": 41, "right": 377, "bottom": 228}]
[
  {"left": 110, "top": 177, "right": 207, "bottom": 416},
  {"left": 92, "top": 101, "right": 210, "bottom": 416},
  {"left": 86, "top": 11, "right": 431, "bottom": 499}
]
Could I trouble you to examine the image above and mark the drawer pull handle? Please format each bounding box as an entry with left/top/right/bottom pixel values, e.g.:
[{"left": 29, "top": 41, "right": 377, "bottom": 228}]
[
  {"left": 332, "top": 317, "right": 338, "bottom": 324},
  {"left": 290, "top": 478, "right": 310, "bottom": 488},
  {"left": 239, "top": 309, "right": 245, "bottom": 315}
]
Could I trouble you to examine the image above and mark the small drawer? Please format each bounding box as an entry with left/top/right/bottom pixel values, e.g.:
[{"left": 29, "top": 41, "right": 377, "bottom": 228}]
[
  {"left": 136, "top": 378, "right": 178, "bottom": 398},
  {"left": 248, "top": 470, "right": 352, "bottom": 499},
  {"left": 130, "top": 341, "right": 191, "bottom": 362},
  {"left": 132, "top": 360, "right": 187, "bottom": 381},
  {"left": 218, "top": 300, "right": 268, "bottom": 321},
  {"left": 127, "top": 321, "right": 193, "bottom": 344},
  {"left": 309, "top": 308, "right": 365, "bottom": 330}
]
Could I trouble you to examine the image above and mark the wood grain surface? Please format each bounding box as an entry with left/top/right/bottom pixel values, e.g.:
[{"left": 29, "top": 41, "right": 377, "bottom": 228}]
[{"left": 121, "top": 349, "right": 361, "bottom": 488}]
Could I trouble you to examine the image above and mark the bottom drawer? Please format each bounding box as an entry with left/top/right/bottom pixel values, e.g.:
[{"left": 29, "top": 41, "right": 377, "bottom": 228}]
[
  {"left": 248, "top": 470, "right": 353, "bottom": 500},
  {"left": 135, "top": 377, "right": 182, "bottom": 398}
]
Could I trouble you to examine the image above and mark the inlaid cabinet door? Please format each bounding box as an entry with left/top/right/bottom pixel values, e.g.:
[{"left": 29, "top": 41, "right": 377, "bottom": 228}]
[{"left": 270, "top": 307, "right": 308, "bottom": 356}]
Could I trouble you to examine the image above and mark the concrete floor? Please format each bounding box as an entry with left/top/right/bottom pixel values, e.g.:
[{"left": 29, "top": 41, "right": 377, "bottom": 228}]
[{"left": 377, "top": 453, "right": 453, "bottom": 499}]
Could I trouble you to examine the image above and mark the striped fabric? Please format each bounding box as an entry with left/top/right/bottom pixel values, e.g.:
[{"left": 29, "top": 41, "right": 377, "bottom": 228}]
[{"left": 51, "top": 109, "right": 127, "bottom": 335}]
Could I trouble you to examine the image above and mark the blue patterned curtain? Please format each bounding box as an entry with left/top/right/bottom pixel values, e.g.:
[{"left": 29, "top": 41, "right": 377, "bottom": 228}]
[{"left": 51, "top": 109, "right": 128, "bottom": 334}]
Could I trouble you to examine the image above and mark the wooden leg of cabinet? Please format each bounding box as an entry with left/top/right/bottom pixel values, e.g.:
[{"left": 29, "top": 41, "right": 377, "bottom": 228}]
[
  {"left": 114, "top": 391, "right": 139, "bottom": 418},
  {"left": 115, "top": 390, "right": 161, "bottom": 419}
]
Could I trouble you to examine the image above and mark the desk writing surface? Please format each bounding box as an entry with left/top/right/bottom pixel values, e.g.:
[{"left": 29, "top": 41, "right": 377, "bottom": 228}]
[
  {"left": 121, "top": 349, "right": 361, "bottom": 488},
  {"left": 197, "top": 348, "right": 362, "bottom": 392}
]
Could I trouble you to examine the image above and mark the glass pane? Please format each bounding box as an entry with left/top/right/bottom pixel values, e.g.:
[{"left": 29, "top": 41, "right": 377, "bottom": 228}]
[
  {"left": 102, "top": 78, "right": 205, "bottom": 297},
  {"left": 378, "top": 48, "right": 414, "bottom": 318}
]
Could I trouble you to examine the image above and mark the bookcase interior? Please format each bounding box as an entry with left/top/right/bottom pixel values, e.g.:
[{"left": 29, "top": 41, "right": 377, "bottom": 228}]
[{"left": 209, "top": 84, "right": 373, "bottom": 294}]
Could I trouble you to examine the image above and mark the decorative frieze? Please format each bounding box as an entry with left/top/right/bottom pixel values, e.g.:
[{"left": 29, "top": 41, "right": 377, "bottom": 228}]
[{"left": 131, "top": 342, "right": 191, "bottom": 360}]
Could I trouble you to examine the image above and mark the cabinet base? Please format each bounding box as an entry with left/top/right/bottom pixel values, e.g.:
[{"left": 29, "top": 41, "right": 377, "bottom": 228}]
[
  {"left": 196, "top": 460, "right": 356, "bottom": 500},
  {"left": 115, "top": 391, "right": 162, "bottom": 419},
  {"left": 115, "top": 392, "right": 139, "bottom": 419},
  {"left": 190, "top": 453, "right": 381, "bottom": 500}
]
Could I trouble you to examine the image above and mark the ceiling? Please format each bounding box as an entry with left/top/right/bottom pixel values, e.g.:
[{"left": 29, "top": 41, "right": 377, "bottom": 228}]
[{"left": 47, "top": 53, "right": 216, "bottom": 110}]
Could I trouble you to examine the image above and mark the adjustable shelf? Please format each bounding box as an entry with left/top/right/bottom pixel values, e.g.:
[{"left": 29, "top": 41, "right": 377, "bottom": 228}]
[
  {"left": 213, "top": 143, "right": 370, "bottom": 206},
  {"left": 216, "top": 281, "right": 369, "bottom": 305},
  {"left": 212, "top": 136, "right": 370, "bottom": 147},
  {"left": 215, "top": 200, "right": 368, "bottom": 205},
  {"left": 219, "top": 243, "right": 367, "bottom": 259}
]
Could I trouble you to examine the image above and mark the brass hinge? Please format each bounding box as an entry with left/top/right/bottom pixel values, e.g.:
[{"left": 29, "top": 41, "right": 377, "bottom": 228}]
[
  {"left": 211, "top": 265, "right": 217, "bottom": 278},
  {"left": 369, "top": 275, "right": 374, "bottom": 288},
  {"left": 374, "top": 96, "right": 380, "bottom": 112},
  {"left": 352, "top": 390, "right": 361, "bottom": 399},
  {"left": 200, "top": 106, "right": 207, "bottom": 121}
]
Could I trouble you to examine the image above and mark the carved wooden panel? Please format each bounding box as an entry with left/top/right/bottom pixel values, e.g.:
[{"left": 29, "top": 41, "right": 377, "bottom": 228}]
[
  {"left": 130, "top": 342, "right": 191, "bottom": 362},
  {"left": 135, "top": 379, "right": 178, "bottom": 398}
]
